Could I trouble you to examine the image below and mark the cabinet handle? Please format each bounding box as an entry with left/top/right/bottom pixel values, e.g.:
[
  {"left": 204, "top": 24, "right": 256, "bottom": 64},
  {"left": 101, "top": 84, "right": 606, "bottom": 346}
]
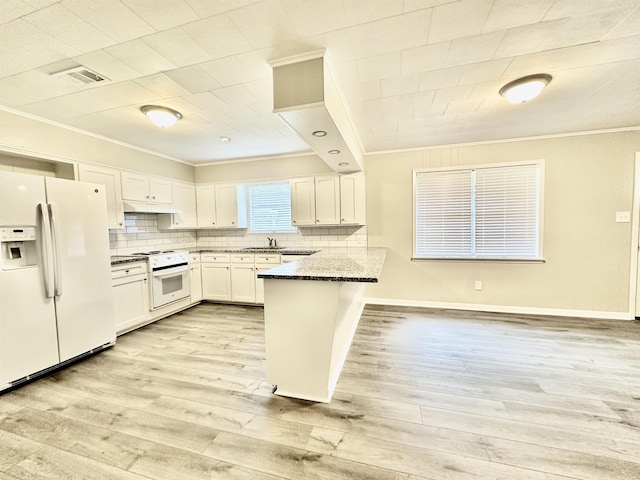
[
  {"left": 152, "top": 196, "right": 156, "bottom": 200},
  {"left": 119, "top": 222, "right": 123, "bottom": 226},
  {"left": 146, "top": 195, "right": 150, "bottom": 199},
  {"left": 226, "top": 266, "right": 229, "bottom": 270},
  {"left": 125, "top": 269, "right": 129, "bottom": 274},
  {"left": 341, "top": 218, "right": 345, "bottom": 221},
  {"left": 232, "top": 221, "right": 235, "bottom": 225},
  {"left": 292, "top": 220, "right": 296, "bottom": 224},
  {"left": 212, "top": 222, "right": 215, "bottom": 225}
]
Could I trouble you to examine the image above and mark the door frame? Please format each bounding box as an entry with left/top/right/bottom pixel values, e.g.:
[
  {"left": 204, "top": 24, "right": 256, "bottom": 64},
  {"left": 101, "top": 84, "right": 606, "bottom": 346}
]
[{"left": 631, "top": 153, "right": 640, "bottom": 317}]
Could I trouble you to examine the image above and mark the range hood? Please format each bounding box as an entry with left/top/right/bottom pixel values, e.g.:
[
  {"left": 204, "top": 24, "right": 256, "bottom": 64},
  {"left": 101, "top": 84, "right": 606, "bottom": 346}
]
[{"left": 123, "top": 201, "right": 180, "bottom": 214}]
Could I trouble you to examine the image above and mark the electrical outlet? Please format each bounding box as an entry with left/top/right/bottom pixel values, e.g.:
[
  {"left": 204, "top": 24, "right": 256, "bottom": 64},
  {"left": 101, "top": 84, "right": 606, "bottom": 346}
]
[
  {"left": 616, "top": 211, "right": 630, "bottom": 223},
  {"left": 475, "top": 280, "right": 482, "bottom": 291}
]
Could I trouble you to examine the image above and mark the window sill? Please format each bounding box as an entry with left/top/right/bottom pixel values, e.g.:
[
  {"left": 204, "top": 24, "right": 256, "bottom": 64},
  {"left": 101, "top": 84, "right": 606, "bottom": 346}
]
[{"left": 411, "top": 257, "right": 546, "bottom": 263}]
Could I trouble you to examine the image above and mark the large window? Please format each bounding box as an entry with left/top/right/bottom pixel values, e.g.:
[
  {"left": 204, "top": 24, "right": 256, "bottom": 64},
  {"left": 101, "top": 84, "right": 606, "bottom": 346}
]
[
  {"left": 247, "top": 181, "right": 295, "bottom": 233},
  {"left": 413, "top": 161, "right": 543, "bottom": 260}
]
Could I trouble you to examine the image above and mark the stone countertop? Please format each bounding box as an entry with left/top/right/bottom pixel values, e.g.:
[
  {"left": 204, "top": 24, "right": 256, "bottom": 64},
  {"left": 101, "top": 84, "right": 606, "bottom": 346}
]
[
  {"left": 257, "top": 247, "right": 386, "bottom": 283},
  {"left": 194, "top": 248, "right": 320, "bottom": 255},
  {"left": 110, "top": 256, "right": 147, "bottom": 266}
]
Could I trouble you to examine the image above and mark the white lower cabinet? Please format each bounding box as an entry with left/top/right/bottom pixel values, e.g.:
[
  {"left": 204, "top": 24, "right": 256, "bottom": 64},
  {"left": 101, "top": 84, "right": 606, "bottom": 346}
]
[
  {"left": 111, "top": 262, "right": 150, "bottom": 336},
  {"left": 200, "top": 252, "right": 281, "bottom": 305},
  {"left": 201, "top": 254, "right": 232, "bottom": 301},
  {"left": 189, "top": 253, "right": 202, "bottom": 303}
]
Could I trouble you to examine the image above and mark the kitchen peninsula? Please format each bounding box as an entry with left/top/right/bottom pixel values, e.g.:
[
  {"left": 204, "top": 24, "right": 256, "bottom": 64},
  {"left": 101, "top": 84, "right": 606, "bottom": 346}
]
[{"left": 258, "top": 247, "right": 386, "bottom": 403}]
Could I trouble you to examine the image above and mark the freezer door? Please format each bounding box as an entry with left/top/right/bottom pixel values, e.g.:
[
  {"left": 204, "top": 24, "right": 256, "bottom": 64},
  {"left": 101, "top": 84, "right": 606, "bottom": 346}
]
[
  {"left": 0, "top": 172, "right": 59, "bottom": 387},
  {"left": 45, "top": 177, "right": 115, "bottom": 361}
]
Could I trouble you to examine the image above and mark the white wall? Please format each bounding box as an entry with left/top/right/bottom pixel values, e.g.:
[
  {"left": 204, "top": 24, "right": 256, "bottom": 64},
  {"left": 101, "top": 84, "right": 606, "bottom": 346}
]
[
  {"left": 364, "top": 131, "right": 639, "bottom": 319},
  {"left": 0, "top": 108, "right": 194, "bottom": 182}
]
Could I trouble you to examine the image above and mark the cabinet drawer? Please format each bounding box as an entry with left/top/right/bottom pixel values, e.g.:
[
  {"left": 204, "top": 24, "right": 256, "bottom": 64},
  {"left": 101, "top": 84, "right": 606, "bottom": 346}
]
[
  {"left": 201, "top": 253, "right": 230, "bottom": 263},
  {"left": 254, "top": 254, "right": 281, "bottom": 264},
  {"left": 189, "top": 253, "right": 200, "bottom": 263},
  {"left": 231, "top": 254, "right": 255, "bottom": 263},
  {"left": 111, "top": 262, "right": 147, "bottom": 279}
]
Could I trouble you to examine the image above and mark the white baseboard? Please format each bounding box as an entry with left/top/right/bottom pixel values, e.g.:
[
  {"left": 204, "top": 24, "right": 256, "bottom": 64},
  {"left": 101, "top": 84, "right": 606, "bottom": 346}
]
[{"left": 363, "top": 297, "right": 634, "bottom": 321}]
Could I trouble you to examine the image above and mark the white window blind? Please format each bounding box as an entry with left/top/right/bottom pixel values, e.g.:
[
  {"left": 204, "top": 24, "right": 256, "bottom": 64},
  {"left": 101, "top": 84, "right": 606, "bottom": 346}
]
[
  {"left": 415, "top": 169, "right": 473, "bottom": 257},
  {"left": 414, "top": 162, "right": 541, "bottom": 260},
  {"left": 247, "top": 181, "right": 295, "bottom": 233}
]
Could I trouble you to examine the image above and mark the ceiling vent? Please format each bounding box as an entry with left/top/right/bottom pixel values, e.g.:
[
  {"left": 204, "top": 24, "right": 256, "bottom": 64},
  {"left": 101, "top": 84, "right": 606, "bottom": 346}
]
[{"left": 52, "top": 66, "right": 109, "bottom": 86}]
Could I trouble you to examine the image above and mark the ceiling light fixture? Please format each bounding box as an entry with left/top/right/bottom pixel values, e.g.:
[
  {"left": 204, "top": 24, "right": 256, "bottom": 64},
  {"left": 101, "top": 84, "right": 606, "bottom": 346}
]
[
  {"left": 499, "top": 74, "right": 552, "bottom": 104},
  {"left": 328, "top": 149, "right": 340, "bottom": 154},
  {"left": 220, "top": 136, "right": 231, "bottom": 143},
  {"left": 338, "top": 162, "right": 349, "bottom": 166},
  {"left": 140, "top": 105, "right": 182, "bottom": 128},
  {"left": 312, "top": 130, "right": 327, "bottom": 137}
]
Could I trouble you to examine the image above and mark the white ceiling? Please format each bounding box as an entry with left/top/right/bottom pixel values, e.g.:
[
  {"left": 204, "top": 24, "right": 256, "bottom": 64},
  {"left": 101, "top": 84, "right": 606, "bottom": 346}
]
[{"left": 1, "top": 0, "right": 639, "bottom": 165}]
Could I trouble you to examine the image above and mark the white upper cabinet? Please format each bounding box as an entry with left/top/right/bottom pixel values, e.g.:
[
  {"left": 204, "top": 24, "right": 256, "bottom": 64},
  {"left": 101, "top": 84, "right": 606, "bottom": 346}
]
[
  {"left": 290, "top": 174, "right": 364, "bottom": 227},
  {"left": 157, "top": 182, "right": 197, "bottom": 229},
  {"left": 196, "top": 185, "right": 217, "bottom": 227},
  {"left": 78, "top": 164, "right": 125, "bottom": 229},
  {"left": 339, "top": 172, "right": 366, "bottom": 225},
  {"left": 290, "top": 177, "right": 316, "bottom": 226},
  {"left": 315, "top": 176, "right": 340, "bottom": 225},
  {"left": 121, "top": 172, "right": 172, "bottom": 204},
  {"left": 195, "top": 183, "right": 247, "bottom": 229}
]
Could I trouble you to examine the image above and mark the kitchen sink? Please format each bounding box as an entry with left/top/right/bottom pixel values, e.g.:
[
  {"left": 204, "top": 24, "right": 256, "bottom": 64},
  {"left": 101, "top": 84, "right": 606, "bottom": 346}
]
[{"left": 241, "top": 247, "right": 286, "bottom": 252}]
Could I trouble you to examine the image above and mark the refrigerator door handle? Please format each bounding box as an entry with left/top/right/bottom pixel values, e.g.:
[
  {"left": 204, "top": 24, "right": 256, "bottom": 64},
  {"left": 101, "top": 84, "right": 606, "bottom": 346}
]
[
  {"left": 48, "top": 203, "right": 63, "bottom": 297},
  {"left": 38, "top": 202, "right": 55, "bottom": 298}
]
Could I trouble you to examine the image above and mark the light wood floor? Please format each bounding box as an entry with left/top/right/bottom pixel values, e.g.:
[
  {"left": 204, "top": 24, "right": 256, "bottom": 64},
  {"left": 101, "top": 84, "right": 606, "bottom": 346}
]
[{"left": 1, "top": 303, "right": 640, "bottom": 479}]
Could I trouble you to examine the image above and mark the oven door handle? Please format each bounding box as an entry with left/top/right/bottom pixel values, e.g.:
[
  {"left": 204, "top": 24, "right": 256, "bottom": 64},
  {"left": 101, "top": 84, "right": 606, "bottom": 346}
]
[{"left": 152, "top": 264, "right": 189, "bottom": 278}]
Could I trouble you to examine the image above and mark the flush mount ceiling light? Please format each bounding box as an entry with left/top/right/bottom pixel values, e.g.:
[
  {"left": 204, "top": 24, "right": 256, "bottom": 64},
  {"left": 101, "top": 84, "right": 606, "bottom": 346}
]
[
  {"left": 140, "top": 105, "right": 182, "bottom": 128},
  {"left": 220, "top": 136, "right": 231, "bottom": 143},
  {"left": 328, "top": 149, "right": 340, "bottom": 154},
  {"left": 499, "top": 74, "right": 552, "bottom": 104},
  {"left": 312, "top": 130, "right": 327, "bottom": 137},
  {"left": 338, "top": 162, "right": 349, "bottom": 166}
]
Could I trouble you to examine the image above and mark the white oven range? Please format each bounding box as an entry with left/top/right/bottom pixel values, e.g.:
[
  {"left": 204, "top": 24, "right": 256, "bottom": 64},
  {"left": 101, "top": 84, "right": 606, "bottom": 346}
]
[{"left": 133, "top": 250, "right": 190, "bottom": 309}]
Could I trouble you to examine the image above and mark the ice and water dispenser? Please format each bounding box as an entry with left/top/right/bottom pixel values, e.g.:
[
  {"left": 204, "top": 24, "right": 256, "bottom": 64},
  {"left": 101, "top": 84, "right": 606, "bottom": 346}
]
[{"left": 1, "top": 227, "right": 38, "bottom": 270}]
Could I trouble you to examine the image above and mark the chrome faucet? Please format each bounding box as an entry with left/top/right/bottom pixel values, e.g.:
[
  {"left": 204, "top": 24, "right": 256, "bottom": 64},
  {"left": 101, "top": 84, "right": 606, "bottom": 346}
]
[{"left": 267, "top": 237, "right": 277, "bottom": 247}]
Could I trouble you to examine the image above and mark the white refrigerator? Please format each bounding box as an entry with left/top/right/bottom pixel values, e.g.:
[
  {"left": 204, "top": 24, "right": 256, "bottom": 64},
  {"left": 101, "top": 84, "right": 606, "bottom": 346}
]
[{"left": 0, "top": 172, "right": 115, "bottom": 391}]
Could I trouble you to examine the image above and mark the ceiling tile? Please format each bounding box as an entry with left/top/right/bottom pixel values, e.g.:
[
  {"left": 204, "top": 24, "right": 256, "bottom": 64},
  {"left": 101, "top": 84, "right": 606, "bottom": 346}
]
[
  {"left": 344, "top": 0, "right": 403, "bottom": 24},
  {"left": 121, "top": 0, "right": 199, "bottom": 30},
  {"left": 544, "top": 0, "right": 638, "bottom": 21},
  {"left": 445, "top": 98, "right": 483, "bottom": 115},
  {"left": 605, "top": 6, "right": 640, "bottom": 39},
  {"left": 182, "top": 13, "right": 253, "bottom": 59},
  {"left": 458, "top": 58, "right": 512, "bottom": 86},
  {"left": 164, "top": 64, "right": 223, "bottom": 94},
  {"left": 212, "top": 84, "right": 258, "bottom": 106},
  {"left": 23, "top": 4, "right": 115, "bottom": 54},
  {"left": 324, "top": 8, "right": 431, "bottom": 64},
  {"left": 282, "top": 0, "right": 348, "bottom": 37},
  {"left": 141, "top": 26, "right": 211, "bottom": 68},
  {"left": 61, "top": 0, "right": 155, "bottom": 42},
  {"left": 73, "top": 49, "right": 141, "bottom": 83},
  {"left": 482, "top": 0, "right": 554, "bottom": 33},
  {"left": 403, "top": 0, "right": 453, "bottom": 13},
  {"left": 401, "top": 42, "right": 450, "bottom": 76},
  {"left": 432, "top": 84, "right": 475, "bottom": 104},
  {"left": 428, "top": 0, "right": 494, "bottom": 43},
  {"left": 106, "top": 39, "right": 177, "bottom": 76},
  {"left": 343, "top": 80, "right": 381, "bottom": 102},
  {"left": 184, "top": 0, "right": 257, "bottom": 19},
  {"left": 381, "top": 73, "right": 421, "bottom": 97},
  {"left": 493, "top": 19, "right": 564, "bottom": 59},
  {"left": 0, "top": 1, "right": 36, "bottom": 24},
  {"left": 356, "top": 52, "right": 402, "bottom": 81},
  {"left": 418, "top": 65, "right": 465, "bottom": 91},
  {"left": 200, "top": 50, "right": 271, "bottom": 87},
  {"left": 135, "top": 73, "right": 191, "bottom": 98},
  {"left": 0, "top": 70, "right": 77, "bottom": 106},
  {"left": 227, "top": 0, "right": 298, "bottom": 48},
  {"left": 445, "top": 30, "right": 505, "bottom": 67}
]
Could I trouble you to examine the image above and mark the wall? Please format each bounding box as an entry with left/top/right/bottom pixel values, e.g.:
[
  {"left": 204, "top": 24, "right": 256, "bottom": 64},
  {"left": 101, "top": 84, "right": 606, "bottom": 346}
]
[
  {"left": 364, "top": 131, "right": 639, "bottom": 318},
  {"left": 0, "top": 108, "right": 194, "bottom": 182}
]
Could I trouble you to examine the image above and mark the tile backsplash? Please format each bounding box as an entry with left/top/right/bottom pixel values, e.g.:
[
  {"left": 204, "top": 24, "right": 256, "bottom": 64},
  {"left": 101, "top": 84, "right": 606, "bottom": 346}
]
[{"left": 110, "top": 213, "right": 367, "bottom": 255}]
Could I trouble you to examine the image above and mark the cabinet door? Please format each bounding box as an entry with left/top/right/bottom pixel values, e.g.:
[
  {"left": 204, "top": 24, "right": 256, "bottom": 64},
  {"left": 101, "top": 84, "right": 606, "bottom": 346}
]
[
  {"left": 78, "top": 164, "right": 125, "bottom": 229},
  {"left": 231, "top": 264, "right": 256, "bottom": 303},
  {"left": 290, "top": 177, "right": 316, "bottom": 226},
  {"left": 315, "top": 176, "right": 340, "bottom": 225},
  {"left": 190, "top": 263, "right": 202, "bottom": 303},
  {"left": 112, "top": 275, "right": 149, "bottom": 335},
  {"left": 121, "top": 172, "right": 149, "bottom": 202},
  {"left": 196, "top": 185, "right": 217, "bottom": 228},
  {"left": 149, "top": 177, "right": 172, "bottom": 204},
  {"left": 172, "top": 183, "right": 197, "bottom": 228},
  {"left": 215, "top": 183, "right": 239, "bottom": 227},
  {"left": 202, "top": 263, "right": 231, "bottom": 301},
  {"left": 339, "top": 172, "right": 365, "bottom": 225}
]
